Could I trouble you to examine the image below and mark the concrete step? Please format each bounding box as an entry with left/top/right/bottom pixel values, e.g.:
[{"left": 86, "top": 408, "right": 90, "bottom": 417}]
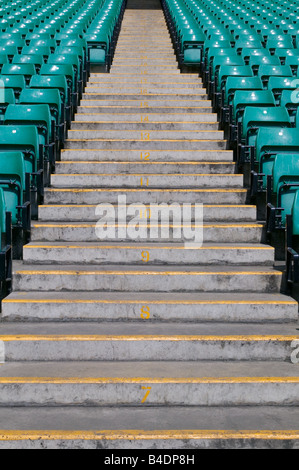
[
  {"left": 80, "top": 99, "right": 211, "bottom": 107},
  {"left": 43, "top": 187, "right": 247, "bottom": 205},
  {"left": 70, "top": 121, "right": 220, "bottom": 131},
  {"left": 110, "top": 66, "right": 180, "bottom": 73},
  {"left": 29, "top": 221, "right": 263, "bottom": 244},
  {"left": 0, "top": 321, "right": 297, "bottom": 360},
  {"left": 0, "top": 361, "right": 299, "bottom": 406},
  {"left": 37, "top": 203, "right": 256, "bottom": 222},
  {"left": 12, "top": 264, "right": 281, "bottom": 293},
  {"left": 50, "top": 173, "right": 242, "bottom": 188},
  {"left": 65, "top": 139, "right": 227, "bottom": 151},
  {"left": 55, "top": 161, "right": 235, "bottom": 174},
  {"left": 74, "top": 113, "right": 217, "bottom": 122},
  {"left": 82, "top": 92, "right": 208, "bottom": 99},
  {"left": 22, "top": 243, "right": 274, "bottom": 266},
  {"left": 60, "top": 148, "right": 234, "bottom": 161},
  {"left": 0, "top": 406, "right": 299, "bottom": 448},
  {"left": 77, "top": 105, "right": 213, "bottom": 114},
  {"left": 2, "top": 292, "right": 296, "bottom": 322},
  {"left": 88, "top": 75, "right": 202, "bottom": 83},
  {"left": 85, "top": 85, "right": 205, "bottom": 92},
  {"left": 67, "top": 129, "right": 223, "bottom": 141}
]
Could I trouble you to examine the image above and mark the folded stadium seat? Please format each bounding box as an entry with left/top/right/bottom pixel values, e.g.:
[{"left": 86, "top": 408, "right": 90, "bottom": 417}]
[
  {"left": 0, "top": 74, "right": 26, "bottom": 101},
  {"left": 39, "top": 64, "right": 75, "bottom": 120},
  {"left": 220, "top": 76, "right": 263, "bottom": 125},
  {"left": 234, "top": 38, "right": 264, "bottom": 54},
  {"left": 251, "top": 127, "right": 299, "bottom": 197},
  {"left": 238, "top": 106, "right": 292, "bottom": 165},
  {"left": 249, "top": 54, "right": 281, "bottom": 75},
  {"left": 12, "top": 54, "right": 44, "bottom": 73},
  {"left": 1, "top": 37, "right": 24, "bottom": 54},
  {"left": 266, "top": 36, "right": 295, "bottom": 54},
  {"left": 267, "top": 154, "right": 299, "bottom": 237},
  {"left": 0, "top": 45, "right": 18, "bottom": 61},
  {"left": 241, "top": 48, "right": 272, "bottom": 65},
  {"left": 29, "top": 38, "right": 57, "bottom": 53},
  {"left": 286, "top": 190, "right": 299, "bottom": 290},
  {"left": 267, "top": 76, "right": 297, "bottom": 104},
  {"left": 204, "top": 46, "right": 236, "bottom": 87},
  {"left": 55, "top": 46, "right": 86, "bottom": 91},
  {"left": 0, "top": 125, "right": 43, "bottom": 219},
  {"left": 229, "top": 89, "right": 276, "bottom": 144},
  {"left": 272, "top": 48, "right": 299, "bottom": 64},
  {"left": 214, "top": 64, "right": 253, "bottom": 110},
  {"left": 0, "top": 151, "right": 30, "bottom": 258},
  {"left": 0, "top": 187, "right": 12, "bottom": 297},
  {"left": 4, "top": 104, "right": 55, "bottom": 185},
  {"left": 21, "top": 45, "right": 52, "bottom": 62},
  {"left": 257, "top": 64, "right": 293, "bottom": 87},
  {"left": 0, "top": 88, "right": 15, "bottom": 123},
  {"left": 46, "top": 55, "right": 81, "bottom": 108},
  {"left": 59, "top": 36, "right": 88, "bottom": 79},
  {"left": 201, "top": 39, "right": 231, "bottom": 79},
  {"left": 20, "top": 88, "right": 64, "bottom": 153},
  {"left": 284, "top": 56, "right": 299, "bottom": 75},
  {"left": 209, "top": 55, "right": 245, "bottom": 99},
  {"left": 1, "top": 63, "right": 36, "bottom": 85},
  {"left": 280, "top": 89, "right": 299, "bottom": 123}
]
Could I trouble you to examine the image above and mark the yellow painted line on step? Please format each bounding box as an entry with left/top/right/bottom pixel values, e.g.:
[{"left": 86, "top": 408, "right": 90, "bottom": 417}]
[
  {"left": 57, "top": 161, "right": 233, "bottom": 165},
  {"left": 0, "top": 377, "right": 298, "bottom": 384},
  {"left": 24, "top": 245, "right": 272, "bottom": 250},
  {"left": 0, "top": 334, "right": 294, "bottom": 341},
  {"left": 14, "top": 270, "right": 280, "bottom": 276},
  {"left": 3, "top": 299, "right": 296, "bottom": 305},
  {"left": 0, "top": 430, "right": 298, "bottom": 441},
  {"left": 53, "top": 173, "right": 240, "bottom": 177},
  {"left": 31, "top": 223, "right": 262, "bottom": 228},
  {"left": 46, "top": 188, "right": 246, "bottom": 192},
  {"left": 67, "top": 139, "right": 223, "bottom": 142}
]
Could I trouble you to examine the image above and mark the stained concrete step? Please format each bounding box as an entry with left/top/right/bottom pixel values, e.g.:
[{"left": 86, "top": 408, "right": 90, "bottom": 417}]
[
  {"left": 77, "top": 106, "right": 213, "bottom": 114},
  {"left": 80, "top": 99, "right": 211, "bottom": 107},
  {"left": 22, "top": 243, "right": 274, "bottom": 266},
  {"left": 0, "top": 321, "right": 297, "bottom": 360},
  {"left": 29, "top": 222, "right": 263, "bottom": 243},
  {"left": 74, "top": 113, "right": 218, "bottom": 122},
  {"left": 86, "top": 83, "right": 204, "bottom": 90},
  {"left": 85, "top": 87, "right": 205, "bottom": 94},
  {"left": 50, "top": 173, "right": 242, "bottom": 188},
  {"left": 2, "top": 292, "right": 296, "bottom": 322},
  {"left": 65, "top": 139, "right": 227, "bottom": 151},
  {"left": 55, "top": 161, "right": 235, "bottom": 174},
  {"left": 44, "top": 187, "right": 247, "bottom": 204},
  {"left": 0, "top": 407, "right": 298, "bottom": 449},
  {"left": 70, "top": 122, "right": 218, "bottom": 131},
  {"left": 88, "top": 75, "right": 202, "bottom": 83},
  {"left": 12, "top": 264, "right": 281, "bottom": 293},
  {"left": 82, "top": 93, "right": 208, "bottom": 100},
  {"left": 37, "top": 203, "right": 256, "bottom": 222},
  {"left": 61, "top": 148, "right": 234, "bottom": 162},
  {"left": 110, "top": 66, "right": 180, "bottom": 73},
  {"left": 0, "top": 407, "right": 299, "bottom": 449},
  {"left": 0, "top": 361, "right": 299, "bottom": 406},
  {"left": 67, "top": 130, "right": 223, "bottom": 141}
]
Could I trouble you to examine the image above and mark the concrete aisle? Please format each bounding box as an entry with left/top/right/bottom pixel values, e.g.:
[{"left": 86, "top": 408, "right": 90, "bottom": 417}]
[{"left": 0, "top": 0, "right": 299, "bottom": 449}]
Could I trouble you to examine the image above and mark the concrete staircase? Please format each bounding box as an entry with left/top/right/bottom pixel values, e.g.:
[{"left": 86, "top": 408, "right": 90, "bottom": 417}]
[{"left": 0, "top": 0, "right": 299, "bottom": 449}]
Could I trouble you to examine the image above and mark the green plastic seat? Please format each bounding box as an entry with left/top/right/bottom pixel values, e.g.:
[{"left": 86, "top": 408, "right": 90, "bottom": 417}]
[
  {"left": 249, "top": 54, "right": 281, "bottom": 75},
  {"left": 29, "top": 38, "right": 56, "bottom": 53},
  {"left": 0, "top": 88, "right": 15, "bottom": 122},
  {"left": 255, "top": 127, "right": 299, "bottom": 188},
  {"left": 231, "top": 90, "right": 276, "bottom": 125},
  {"left": 280, "top": 89, "right": 299, "bottom": 122},
  {"left": 239, "top": 107, "right": 292, "bottom": 163},
  {"left": 257, "top": 65, "right": 293, "bottom": 87},
  {"left": 267, "top": 36, "right": 294, "bottom": 53},
  {"left": 41, "top": 62, "right": 77, "bottom": 110},
  {"left": 241, "top": 48, "right": 271, "bottom": 65},
  {"left": 1, "top": 63, "right": 36, "bottom": 85},
  {"left": 0, "top": 45, "right": 18, "bottom": 59},
  {"left": 291, "top": 191, "right": 299, "bottom": 236},
  {"left": 12, "top": 54, "right": 44, "bottom": 73},
  {"left": 22, "top": 45, "right": 52, "bottom": 60},
  {"left": 0, "top": 74, "right": 26, "bottom": 101},
  {"left": 267, "top": 76, "right": 297, "bottom": 104},
  {"left": 4, "top": 103, "right": 54, "bottom": 184}
]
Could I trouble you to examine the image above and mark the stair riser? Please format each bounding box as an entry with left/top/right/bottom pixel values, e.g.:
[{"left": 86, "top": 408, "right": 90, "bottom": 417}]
[
  {"left": 80, "top": 100, "right": 211, "bottom": 107},
  {"left": 67, "top": 130, "right": 223, "bottom": 140},
  {"left": 88, "top": 76, "right": 202, "bottom": 83},
  {"left": 71, "top": 123, "right": 218, "bottom": 131},
  {"left": 44, "top": 189, "right": 247, "bottom": 205},
  {"left": 50, "top": 174, "right": 242, "bottom": 188},
  {"left": 55, "top": 162, "right": 235, "bottom": 175},
  {"left": 30, "top": 226, "right": 262, "bottom": 243},
  {"left": 110, "top": 67, "right": 180, "bottom": 73},
  {"left": 85, "top": 85, "right": 204, "bottom": 91},
  {"left": 13, "top": 272, "right": 281, "bottom": 293},
  {"left": 74, "top": 113, "right": 217, "bottom": 122},
  {"left": 1, "top": 337, "right": 290, "bottom": 361},
  {"left": 61, "top": 149, "right": 234, "bottom": 161},
  {"left": 2, "top": 301, "right": 296, "bottom": 322},
  {"left": 37, "top": 205, "right": 255, "bottom": 222},
  {"left": 0, "top": 382, "right": 298, "bottom": 406},
  {"left": 65, "top": 140, "right": 227, "bottom": 150},
  {"left": 23, "top": 246, "right": 273, "bottom": 266},
  {"left": 77, "top": 106, "right": 213, "bottom": 114},
  {"left": 82, "top": 93, "right": 208, "bottom": 100}
]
